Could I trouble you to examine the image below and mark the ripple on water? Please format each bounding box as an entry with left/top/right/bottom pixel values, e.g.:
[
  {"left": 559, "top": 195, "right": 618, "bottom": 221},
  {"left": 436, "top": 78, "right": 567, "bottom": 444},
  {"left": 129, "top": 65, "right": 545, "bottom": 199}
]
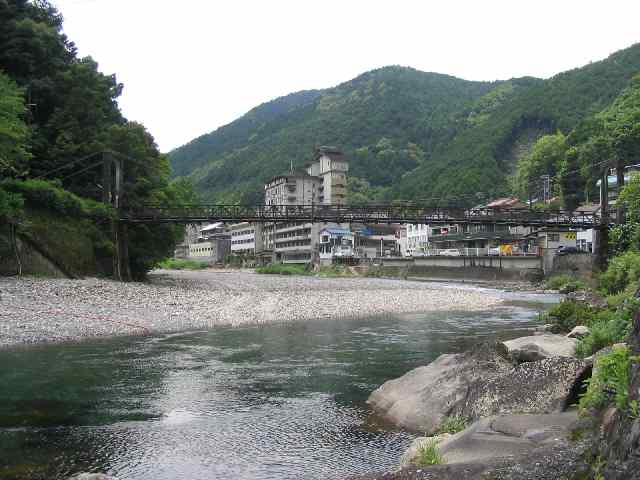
[{"left": 0, "top": 301, "right": 552, "bottom": 479}]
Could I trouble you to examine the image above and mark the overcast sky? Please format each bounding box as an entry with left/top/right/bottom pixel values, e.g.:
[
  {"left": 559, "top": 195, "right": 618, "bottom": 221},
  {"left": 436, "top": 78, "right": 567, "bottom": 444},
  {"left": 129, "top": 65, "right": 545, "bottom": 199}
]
[{"left": 52, "top": 0, "right": 640, "bottom": 153}]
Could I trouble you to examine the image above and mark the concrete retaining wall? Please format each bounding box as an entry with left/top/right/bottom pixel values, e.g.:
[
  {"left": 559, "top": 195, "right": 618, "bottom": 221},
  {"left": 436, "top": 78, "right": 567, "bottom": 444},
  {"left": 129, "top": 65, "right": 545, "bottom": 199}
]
[
  {"left": 374, "top": 256, "right": 543, "bottom": 281},
  {"left": 552, "top": 253, "right": 596, "bottom": 277},
  {"left": 0, "top": 232, "right": 68, "bottom": 278}
]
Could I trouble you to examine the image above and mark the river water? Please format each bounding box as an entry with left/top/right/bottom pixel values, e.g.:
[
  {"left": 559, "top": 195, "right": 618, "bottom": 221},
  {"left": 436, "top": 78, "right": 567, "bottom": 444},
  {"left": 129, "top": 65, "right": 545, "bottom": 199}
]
[{"left": 0, "top": 287, "right": 558, "bottom": 480}]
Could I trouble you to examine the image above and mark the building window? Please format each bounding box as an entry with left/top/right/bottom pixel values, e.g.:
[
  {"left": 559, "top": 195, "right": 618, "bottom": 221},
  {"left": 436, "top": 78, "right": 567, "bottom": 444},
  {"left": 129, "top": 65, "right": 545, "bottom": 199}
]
[{"left": 548, "top": 233, "right": 560, "bottom": 242}]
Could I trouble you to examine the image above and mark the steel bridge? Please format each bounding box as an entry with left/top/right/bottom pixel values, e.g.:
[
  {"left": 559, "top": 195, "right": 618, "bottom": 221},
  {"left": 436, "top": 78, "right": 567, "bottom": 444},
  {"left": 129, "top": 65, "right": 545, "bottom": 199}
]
[{"left": 120, "top": 203, "right": 603, "bottom": 229}]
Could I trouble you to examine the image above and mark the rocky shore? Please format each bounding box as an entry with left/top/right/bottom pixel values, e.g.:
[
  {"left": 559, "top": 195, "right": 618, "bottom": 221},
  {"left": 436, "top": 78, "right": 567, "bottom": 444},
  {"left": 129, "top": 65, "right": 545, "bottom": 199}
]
[
  {"left": 0, "top": 269, "right": 505, "bottom": 347},
  {"left": 355, "top": 333, "right": 594, "bottom": 479}
]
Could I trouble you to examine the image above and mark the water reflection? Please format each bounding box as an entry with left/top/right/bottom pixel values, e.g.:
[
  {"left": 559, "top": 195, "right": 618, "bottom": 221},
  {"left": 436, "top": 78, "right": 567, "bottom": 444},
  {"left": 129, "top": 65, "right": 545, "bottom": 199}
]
[{"left": 0, "top": 302, "right": 546, "bottom": 480}]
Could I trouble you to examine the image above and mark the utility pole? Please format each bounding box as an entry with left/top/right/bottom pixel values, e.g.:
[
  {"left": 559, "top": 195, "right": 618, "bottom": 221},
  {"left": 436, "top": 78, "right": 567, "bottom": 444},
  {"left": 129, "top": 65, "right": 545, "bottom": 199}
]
[
  {"left": 541, "top": 175, "right": 551, "bottom": 203},
  {"left": 102, "top": 152, "right": 130, "bottom": 281},
  {"left": 596, "top": 168, "right": 609, "bottom": 271},
  {"left": 616, "top": 158, "right": 625, "bottom": 225}
]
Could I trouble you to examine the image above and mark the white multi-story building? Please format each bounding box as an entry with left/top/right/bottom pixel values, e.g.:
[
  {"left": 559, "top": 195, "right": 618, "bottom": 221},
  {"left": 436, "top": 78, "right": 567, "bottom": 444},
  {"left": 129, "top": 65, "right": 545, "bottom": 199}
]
[
  {"left": 262, "top": 146, "right": 349, "bottom": 264},
  {"left": 230, "top": 222, "right": 263, "bottom": 255},
  {"left": 405, "top": 224, "right": 430, "bottom": 256},
  {"left": 181, "top": 222, "right": 231, "bottom": 264}
]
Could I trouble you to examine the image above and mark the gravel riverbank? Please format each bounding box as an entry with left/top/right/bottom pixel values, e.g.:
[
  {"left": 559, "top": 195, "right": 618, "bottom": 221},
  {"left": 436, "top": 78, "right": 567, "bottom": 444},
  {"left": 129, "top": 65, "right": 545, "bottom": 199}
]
[{"left": 0, "top": 269, "right": 505, "bottom": 347}]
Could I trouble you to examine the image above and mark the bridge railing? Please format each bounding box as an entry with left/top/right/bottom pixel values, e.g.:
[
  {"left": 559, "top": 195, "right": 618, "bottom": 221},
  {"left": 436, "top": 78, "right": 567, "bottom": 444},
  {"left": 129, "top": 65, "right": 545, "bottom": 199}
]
[{"left": 120, "top": 203, "right": 602, "bottom": 227}]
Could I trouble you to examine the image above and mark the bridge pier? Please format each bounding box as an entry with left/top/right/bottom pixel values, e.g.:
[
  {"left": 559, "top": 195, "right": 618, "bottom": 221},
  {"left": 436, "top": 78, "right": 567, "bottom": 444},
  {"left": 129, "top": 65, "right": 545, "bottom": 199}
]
[{"left": 103, "top": 152, "right": 131, "bottom": 281}]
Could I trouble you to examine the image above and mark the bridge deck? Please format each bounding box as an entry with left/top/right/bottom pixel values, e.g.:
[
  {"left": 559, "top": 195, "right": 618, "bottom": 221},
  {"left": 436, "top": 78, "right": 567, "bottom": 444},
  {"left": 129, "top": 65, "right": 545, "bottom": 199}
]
[{"left": 120, "top": 204, "right": 602, "bottom": 229}]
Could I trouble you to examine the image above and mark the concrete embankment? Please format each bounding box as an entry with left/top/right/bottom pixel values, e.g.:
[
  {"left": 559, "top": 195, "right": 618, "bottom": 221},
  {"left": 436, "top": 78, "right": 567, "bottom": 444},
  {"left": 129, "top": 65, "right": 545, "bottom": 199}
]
[{"left": 0, "top": 269, "right": 505, "bottom": 347}]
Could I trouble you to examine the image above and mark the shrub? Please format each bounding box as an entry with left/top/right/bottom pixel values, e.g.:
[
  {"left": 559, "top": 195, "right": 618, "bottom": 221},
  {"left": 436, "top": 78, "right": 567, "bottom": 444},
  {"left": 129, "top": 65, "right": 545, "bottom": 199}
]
[
  {"left": 545, "top": 274, "right": 586, "bottom": 292},
  {"left": 0, "top": 187, "right": 24, "bottom": 221},
  {"left": 416, "top": 439, "right": 445, "bottom": 466},
  {"left": 579, "top": 345, "right": 634, "bottom": 412},
  {"left": 544, "top": 300, "right": 597, "bottom": 333},
  {"left": 255, "top": 263, "right": 310, "bottom": 275},
  {"left": 1, "top": 179, "right": 113, "bottom": 219},
  {"left": 436, "top": 415, "right": 468, "bottom": 434},
  {"left": 599, "top": 251, "right": 640, "bottom": 295},
  {"left": 157, "top": 258, "right": 209, "bottom": 270},
  {"left": 575, "top": 305, "right": 635, "bottom": 357}
]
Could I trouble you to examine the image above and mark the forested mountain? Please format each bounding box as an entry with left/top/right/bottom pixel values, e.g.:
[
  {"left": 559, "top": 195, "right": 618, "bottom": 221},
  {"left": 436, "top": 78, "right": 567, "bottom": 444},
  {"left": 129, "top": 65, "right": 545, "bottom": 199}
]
[{"left": 170, "top": 43, "right": 640, "bottom": 205}]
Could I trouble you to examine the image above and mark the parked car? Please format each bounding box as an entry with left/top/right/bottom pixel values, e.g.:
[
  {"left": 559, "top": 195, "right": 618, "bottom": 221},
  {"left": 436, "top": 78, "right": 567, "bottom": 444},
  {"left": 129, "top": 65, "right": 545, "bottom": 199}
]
[
  {"left": 440, "top": 249, "right": 461, "bottom": 256},
  {"left": 556, "top": 246, "right": 580, "bottom": 256}
]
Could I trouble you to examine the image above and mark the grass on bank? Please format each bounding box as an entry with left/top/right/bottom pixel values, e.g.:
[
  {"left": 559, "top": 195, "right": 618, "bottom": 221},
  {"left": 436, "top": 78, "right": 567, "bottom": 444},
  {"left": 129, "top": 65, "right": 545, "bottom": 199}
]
[
  {"left": 254, "top": 263, "right": 310, "bottom": 275},
  {"left": 157, "top": 258, "right": 209, "bottom": 270},
  {"left": 541, "top": 251, "right": 640, "bottom": 417},
  {"left": 316, "top": 265, "right": 357, "bottom": 277},
  {"left": 435, "top": 415, "right": 469, "bottom": 434},
  {"left": 416, "top": 439, "right": 445, "bottom": 466},
  {"left": 579, "top": 344, "right": 638, "bottom": 416},
  {"left": 544, "top": 274, "right": 587, "bottom": 293}
]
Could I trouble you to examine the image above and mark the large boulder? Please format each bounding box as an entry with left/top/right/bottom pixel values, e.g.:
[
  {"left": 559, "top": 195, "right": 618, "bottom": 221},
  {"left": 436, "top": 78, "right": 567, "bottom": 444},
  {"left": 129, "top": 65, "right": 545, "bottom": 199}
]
[
  {"left": 498, "top": 334, "right": 578, "bottom": 363},
  {"left": 367, "top": 346, "right": 512, "bottom": 433},
  {"left": 567, "top": 325, "right": 590, "bottom": 339},
  {"left": 440, "top": 412, "right": 578, "bottom": 464},
  {"left": 368, "top": 344, "right": 587, "bottom": 434},
  {"left": 400, "top": 412, "right": 579, "bottom": 468},
  {"left": 455, "top": 357, "right": 587, "bottom": 419}
]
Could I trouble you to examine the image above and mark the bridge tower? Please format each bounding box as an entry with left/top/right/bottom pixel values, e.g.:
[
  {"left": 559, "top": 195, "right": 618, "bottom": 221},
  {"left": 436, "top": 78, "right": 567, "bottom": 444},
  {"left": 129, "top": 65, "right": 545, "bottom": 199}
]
[{"left": 102, "top": 152, "right": 131, "bottom": 281}]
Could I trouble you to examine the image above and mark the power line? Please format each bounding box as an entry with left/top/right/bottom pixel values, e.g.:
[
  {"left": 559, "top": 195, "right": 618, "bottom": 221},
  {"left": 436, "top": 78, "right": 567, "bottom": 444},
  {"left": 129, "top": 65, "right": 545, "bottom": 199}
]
[
  {"left": 35, "top": 151, "right": 103, "bottom": 179},
  {"left": 58, "top": 159, "right": 105, "bottom": 181}
]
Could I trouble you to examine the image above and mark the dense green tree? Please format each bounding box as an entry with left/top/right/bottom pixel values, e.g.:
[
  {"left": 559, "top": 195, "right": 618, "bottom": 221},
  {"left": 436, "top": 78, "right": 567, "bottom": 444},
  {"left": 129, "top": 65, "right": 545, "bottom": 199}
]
[
  {"left": 0, "top": 0, "right": 195, "bottom": 278},
  {"left": 0, "top": 70, "right": 30, "bottom": 176},
  {"left": 513, "top": 132, "right": 567, "bottom": 199}
]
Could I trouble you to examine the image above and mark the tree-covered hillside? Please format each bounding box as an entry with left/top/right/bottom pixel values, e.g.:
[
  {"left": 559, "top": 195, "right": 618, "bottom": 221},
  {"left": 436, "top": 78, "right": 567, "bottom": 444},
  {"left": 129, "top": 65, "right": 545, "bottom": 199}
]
[
  {"left": 170, "top": 43, "right": 640, "bottom": 205},
  {"left": 170, "top": 68, "right": 502, "bottom": 203},
  {"left": 395, "top": 44, "right": 640, "bottom": 202}
]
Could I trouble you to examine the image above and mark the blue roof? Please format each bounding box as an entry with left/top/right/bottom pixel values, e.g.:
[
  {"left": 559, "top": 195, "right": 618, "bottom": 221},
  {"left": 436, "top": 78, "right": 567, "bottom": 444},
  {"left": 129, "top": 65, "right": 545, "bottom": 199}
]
[{"left": 321, "top": 228, "right": 351, "bottom": 236}]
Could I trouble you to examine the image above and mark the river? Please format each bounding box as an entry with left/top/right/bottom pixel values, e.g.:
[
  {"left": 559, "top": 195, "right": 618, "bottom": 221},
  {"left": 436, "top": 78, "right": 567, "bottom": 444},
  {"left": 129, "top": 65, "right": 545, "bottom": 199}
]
[{"left": 0, "top": 286, "right": 558, "bottom": 480}]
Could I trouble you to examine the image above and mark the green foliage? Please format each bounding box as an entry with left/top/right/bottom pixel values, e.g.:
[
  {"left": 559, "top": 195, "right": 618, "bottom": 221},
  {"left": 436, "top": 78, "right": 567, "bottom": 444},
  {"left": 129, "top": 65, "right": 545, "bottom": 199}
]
[
  {"left": 579, "top": 345, "right": 634, "bottom": 412},
  {"left": 436, "top": 416, "right": 468, "bottom": 435},
  {"left": 544, "top": 299, "right": 597, "bottom": 333},
  {"left": 0, "top": 187, "right": 24, "bottom": 221},
  {"left": 619, "top": 172, "right": 640, "bottom": 224},
  {"left": 598, "top": 250, "right": 640, "bottom": 295},
  {"left": 544, "top": 274, "right": 587, "bottom": 292},
  {"left": 347, "top": 176, "right": 390, "bottom": 205},
  {"left": 1, "top": 179, "right": 112, "bottom": 218},
  {"left": 157, "top": 258, "right": 209, "bottom": 270},
  {"left": 0, "top": 71, "right": 30, "bottom": 176},
  {"left": 255, "top": 263, "right": 310, "bottom": 275},
  {"left": 0, "top": 2, "right": 200, "bottom": 279},
  {"left": 575, "top": 308, "right": 633, "bottom": 357},
  {"left": 608, "top": 222, "right": 640, "bottom": 256},
  {"left": 513, "top": 132, "right": 567, "bottom": 198},
  {"left": 415, "top": 439, "right": 445, "bottom": 466}
]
